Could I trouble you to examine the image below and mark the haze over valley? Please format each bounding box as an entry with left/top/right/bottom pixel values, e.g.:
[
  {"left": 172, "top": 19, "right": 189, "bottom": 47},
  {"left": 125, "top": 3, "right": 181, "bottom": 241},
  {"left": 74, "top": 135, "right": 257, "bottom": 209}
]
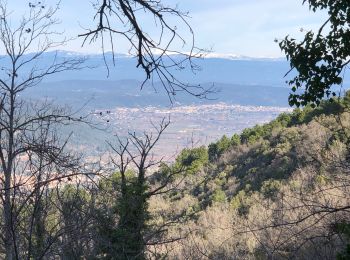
[{"left": 21, "top": 52, "right": 295, "bottom": 159}]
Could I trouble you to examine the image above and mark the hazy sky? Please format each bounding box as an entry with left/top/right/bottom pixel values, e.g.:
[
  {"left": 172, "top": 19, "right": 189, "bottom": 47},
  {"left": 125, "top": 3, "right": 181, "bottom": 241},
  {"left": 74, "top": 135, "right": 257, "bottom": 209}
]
[{"left": 7, "top": 0, "right": 327, "bottom": 57}]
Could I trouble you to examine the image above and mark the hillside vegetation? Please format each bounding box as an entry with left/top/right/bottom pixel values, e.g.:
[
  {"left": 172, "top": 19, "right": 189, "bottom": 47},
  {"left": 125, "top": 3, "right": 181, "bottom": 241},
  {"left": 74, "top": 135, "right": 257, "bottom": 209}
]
[
  {"left": 3, "top": 93, "right": 349, "bottom": 259},
  {"left": 144, "top": 91, "right": 350, "bottom": 259}
]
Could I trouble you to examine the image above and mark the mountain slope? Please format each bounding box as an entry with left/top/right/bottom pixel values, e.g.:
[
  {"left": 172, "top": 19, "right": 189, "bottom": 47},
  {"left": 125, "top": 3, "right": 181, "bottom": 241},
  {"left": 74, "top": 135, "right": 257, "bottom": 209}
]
[{"left": 149, "top": 92, "right": 350, "bottom": 259}]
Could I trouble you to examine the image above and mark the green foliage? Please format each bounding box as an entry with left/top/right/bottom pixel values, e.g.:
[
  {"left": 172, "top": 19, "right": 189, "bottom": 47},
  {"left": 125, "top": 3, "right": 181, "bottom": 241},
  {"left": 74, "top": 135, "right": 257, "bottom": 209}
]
[
  {"left": 231, "top": 134, "right": 241, "bottom": 146},
  {"left": 214, "top": 171, "right": 228, "bottom": 186},
  {"left": 285, "top": 100, "right": 343, "bottom": 126},
  {"left": 208, "top": 135, "right": 230, "bottom": 161},
  {"left": 279, "top": 0, "right": 350, "bottom": 107},
  {"left": 59, "top": 185, "right": 92, "bottom": 259},
  {"left": 175, "top": 146, "right": 208, "bottom": 174},
  {"left": 208, "top": 134, "right": 241, "bottom": 161},
  {"left": 261, "top": 180, "right": 282, "bottom": 198},
  {"left": 344, "top": 90, "right": 350, "bottom": 107},
  {"left": 315, "top": 173, "right": 331, "bottom": 186},
  {"left": 201, "top": 95, "right": 350, "bottom": 200},
  {"left": 211, "top": 189, "right": 227, "bottom": 204},
  {"left": 95, "top": 168, "right": 149, "bottom": 259},
  {"left": 230, "top": 190, "right": 252, "bottom": 215},
  {"left": 240, "top": 120, "right": 282, "bottom": 145},
  {"left": 240, "top": 125, "right": 265, "bottom": 144},
  {"left": 99, "top": 170, "right": 136, "bottom": 191},
  {"left": 275, "top": 112, "right": 292, "bottom": 127}
]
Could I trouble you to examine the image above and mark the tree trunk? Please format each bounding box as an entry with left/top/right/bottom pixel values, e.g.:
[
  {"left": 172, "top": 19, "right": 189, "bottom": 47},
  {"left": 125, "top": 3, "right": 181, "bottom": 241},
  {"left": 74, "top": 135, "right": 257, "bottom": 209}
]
[{"left": 4, "top": 178, "right": 14, "bottom": 260}]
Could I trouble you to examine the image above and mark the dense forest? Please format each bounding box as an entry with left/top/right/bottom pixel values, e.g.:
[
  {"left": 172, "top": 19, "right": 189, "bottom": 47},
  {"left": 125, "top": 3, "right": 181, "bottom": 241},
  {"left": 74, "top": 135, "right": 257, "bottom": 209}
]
[{"left": 0, "top": 0, "right": 349, "bottom": 259}]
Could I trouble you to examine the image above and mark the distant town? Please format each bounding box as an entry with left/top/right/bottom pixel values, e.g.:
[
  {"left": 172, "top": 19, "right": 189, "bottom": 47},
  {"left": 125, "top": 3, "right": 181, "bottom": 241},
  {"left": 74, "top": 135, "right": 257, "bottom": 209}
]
[{"left": 84, "top": 103, "right": 292, "bottom": 161}]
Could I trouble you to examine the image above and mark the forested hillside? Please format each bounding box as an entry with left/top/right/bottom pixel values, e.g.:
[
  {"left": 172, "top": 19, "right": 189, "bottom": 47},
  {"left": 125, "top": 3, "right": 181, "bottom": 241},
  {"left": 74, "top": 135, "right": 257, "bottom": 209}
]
[
  {"left": 143, "top": 91, "right": 350, "bottom": 259},
  {"left": 24, "top": 91, "right": 348, "bottom": 259}
]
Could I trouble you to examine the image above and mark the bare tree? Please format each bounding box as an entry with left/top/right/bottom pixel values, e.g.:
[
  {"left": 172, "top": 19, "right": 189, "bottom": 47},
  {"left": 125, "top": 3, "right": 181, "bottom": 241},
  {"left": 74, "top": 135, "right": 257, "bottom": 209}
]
[
  {"left": 80, "top": 0, "right": 214, "bottom": 102},
  {"left": 0, "top": 1, "right": 92, "bottom": 258},
  {"left": 95, "top": 118, "right": 188, "bottom": 258}
]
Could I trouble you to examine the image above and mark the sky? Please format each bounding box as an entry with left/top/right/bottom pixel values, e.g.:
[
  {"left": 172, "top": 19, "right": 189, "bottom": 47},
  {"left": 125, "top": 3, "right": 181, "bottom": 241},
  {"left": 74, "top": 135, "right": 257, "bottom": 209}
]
[{"left": 6, "top": 0, "right": 327, "bottom": 58}]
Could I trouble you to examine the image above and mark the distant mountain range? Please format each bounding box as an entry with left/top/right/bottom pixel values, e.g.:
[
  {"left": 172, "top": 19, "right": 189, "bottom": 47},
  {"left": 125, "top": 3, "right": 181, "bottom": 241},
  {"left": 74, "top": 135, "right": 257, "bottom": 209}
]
[
  {"left": 38, "top": 51, "right": 291, "bottom": 87},
  {"left": 9, "top": 51, "right": 348, "bottom": 108},
  {"left": 8, "top": 51, "right": 294, "bottom": 108}
]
